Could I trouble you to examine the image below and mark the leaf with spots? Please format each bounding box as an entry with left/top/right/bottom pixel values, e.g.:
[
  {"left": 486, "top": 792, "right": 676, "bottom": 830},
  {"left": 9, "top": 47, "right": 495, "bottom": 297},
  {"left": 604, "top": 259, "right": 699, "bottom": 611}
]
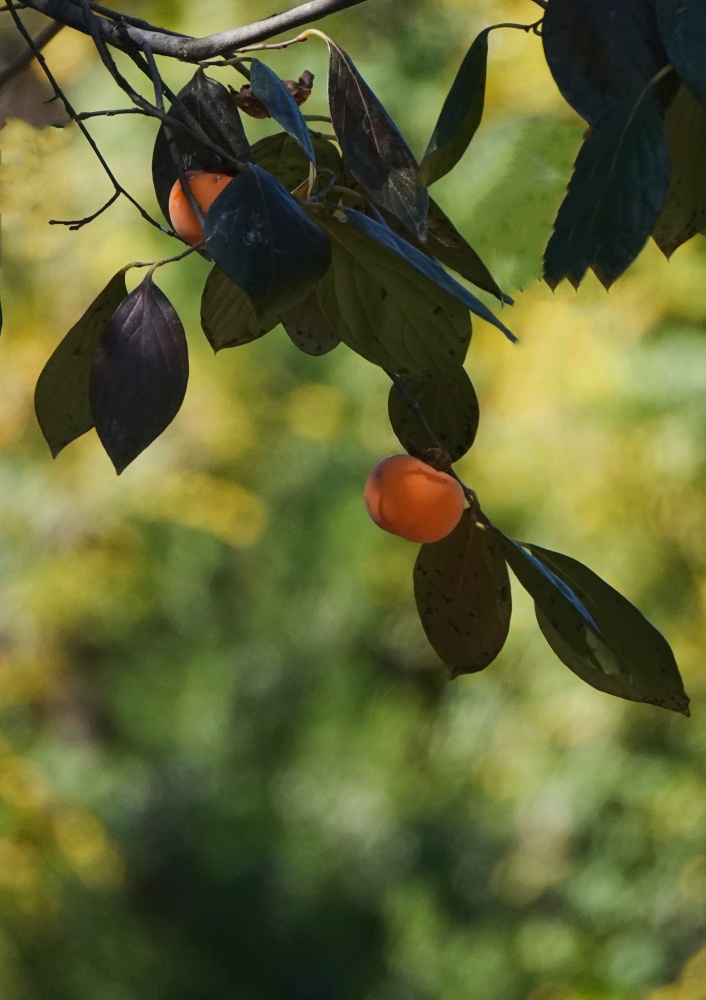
[
  {"left": 281, "top": 272, "right": 341, "bottom": 356},
  {"left": 35, "top": 270, "right": 128, "bottom": 457},
  {"left": 326, "top": 37, "right": 428, "bottom": 238},
  {"left": 414, "top": 511, "right": 512, "bottom": 678},
  {"left": 201, "top": 266, "right": 278, "bottom": 352},
  {"left": 90, "top": 274, "right": 188, "bottom": 475},
  {"left": 340, "top": 209, "right": 515, "bottom": 340},
  {"left": 653, "top": 85, "right": 706, "bottom": 257},
  {"left": 388, "top": 369, "right": 479, "bottom": 462},
  {"left": 313, "top": 210, "right": 471, "bottom": 379},
  {"left": 496, "top": 532, "right": 689, "bottom": 715}
]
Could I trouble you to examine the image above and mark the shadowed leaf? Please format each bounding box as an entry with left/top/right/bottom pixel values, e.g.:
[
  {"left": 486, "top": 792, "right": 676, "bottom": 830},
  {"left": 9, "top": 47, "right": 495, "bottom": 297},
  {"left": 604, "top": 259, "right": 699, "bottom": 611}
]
[
  {"left": 201, "top": 266, "right": 278, "bottom": 352},
  {"left": 530, "top": 544, "right": 690, "bottom": 716},
  {"left": 204, "top": 165, "right": 331, "bottom": 324},
  {"left": 326, "top": 37, "right": 428, "bottom": 238},
  {"left": 653, "top": 85, "right": 706, "bottom": 256},
  {"left": 656, "top": 0, "right": 706, "bottom": 106},
  {"left": 342, "top": 209, "right": 515, "bottom": 340},
  {"left": 313, "top": 211, "right": 471, "bottom": 379},
  {"left": 282, "top": 273, "right": 341, "bottom": 356},
  {"left": 544, "top": 92, "right": 670, "bottom": 289},
  {"left": 250, "top": 59, "right": 316, "bottom": 164},
  {"left": 90, "top": 275, "right": 188, "bottom": 474},
  {"left": 374, "top": 194, "right": 507, "bottom": 302},
  {"left": 497, "top": 532, "right": 689, "bottom": 715},
  {"left": 152, "top": 69, "right": 251, "bottom": 223},
  {"left": 35, "top": 271, "right": 127, "bottom": 457},
  {"left": 543, "top": 0, "right": 669, "bottom": 124},
  {"left": 388, "top": 370, "right": 479, "bottom": 462},
  {"left": 419, "top": 28, "right": 490, "bottom": 188},
  {"left": 251, "top": 133, "right": 342, "bottom": 190},
  {"left": 414, "top": 512, "right": 511, "bottom": 678}
]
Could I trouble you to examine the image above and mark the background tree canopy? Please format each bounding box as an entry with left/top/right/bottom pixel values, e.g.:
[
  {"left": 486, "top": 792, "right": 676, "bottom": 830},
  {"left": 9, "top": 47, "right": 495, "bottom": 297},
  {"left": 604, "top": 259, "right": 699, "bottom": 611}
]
[{"left": 1, "top": 0, "right": 706, "bottom": 997}]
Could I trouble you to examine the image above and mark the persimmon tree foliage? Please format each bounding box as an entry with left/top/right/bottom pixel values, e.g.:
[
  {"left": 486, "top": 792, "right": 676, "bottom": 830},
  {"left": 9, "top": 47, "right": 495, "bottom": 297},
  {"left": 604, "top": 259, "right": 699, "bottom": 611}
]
[{"left": 0, "top": 0, "right": 696, "bottom": 716}]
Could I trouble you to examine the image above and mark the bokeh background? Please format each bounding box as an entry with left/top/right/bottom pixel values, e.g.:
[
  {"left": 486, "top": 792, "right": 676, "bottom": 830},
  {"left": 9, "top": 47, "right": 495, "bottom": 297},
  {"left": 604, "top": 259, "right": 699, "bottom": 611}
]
[{"left": 1, "top": 1, "right": 706, "bottom": 997}]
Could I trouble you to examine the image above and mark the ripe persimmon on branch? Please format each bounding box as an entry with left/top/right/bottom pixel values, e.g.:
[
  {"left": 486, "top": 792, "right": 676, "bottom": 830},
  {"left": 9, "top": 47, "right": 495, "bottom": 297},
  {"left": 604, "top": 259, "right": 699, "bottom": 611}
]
[{"left": 0, "top": 0, "right": 694, "bottom": 715}]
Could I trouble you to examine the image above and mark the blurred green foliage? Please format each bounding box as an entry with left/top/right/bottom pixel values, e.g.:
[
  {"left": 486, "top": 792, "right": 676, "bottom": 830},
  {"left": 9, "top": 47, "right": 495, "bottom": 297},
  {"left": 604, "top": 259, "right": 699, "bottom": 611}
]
[{"left": 1, "top": 1, "right": 706, "bottom": 997}]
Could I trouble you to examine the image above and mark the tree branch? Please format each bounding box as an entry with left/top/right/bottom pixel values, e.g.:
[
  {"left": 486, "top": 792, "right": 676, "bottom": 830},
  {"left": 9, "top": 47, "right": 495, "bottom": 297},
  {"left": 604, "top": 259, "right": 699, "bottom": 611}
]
[{"left": 18, "top": 0, "right": 369, "bottom": 62}]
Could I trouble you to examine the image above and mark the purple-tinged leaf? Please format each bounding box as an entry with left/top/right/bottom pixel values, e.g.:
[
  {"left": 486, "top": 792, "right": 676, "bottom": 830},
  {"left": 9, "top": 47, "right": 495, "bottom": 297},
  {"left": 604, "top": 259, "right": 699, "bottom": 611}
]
[
  {"left": 35, "top": 271, "right": 127, "bottom": 457},
  {"left": 152, "top": 69, "right": 251, "bottom": 224},
  {"left": 90, "top": 275, "right": 188, "bottom": 474},
  {"left": 326, "top": 38, "right": 428, "bottom": 238},
  {"left": 249, "top": 59, "right": 316, "bottom": 164},
  {"left": 414, "top": 511, "right": 512, "bottom": 678},
  {"left": 204, "top": 164, "right": 331, "bottom": 323}
]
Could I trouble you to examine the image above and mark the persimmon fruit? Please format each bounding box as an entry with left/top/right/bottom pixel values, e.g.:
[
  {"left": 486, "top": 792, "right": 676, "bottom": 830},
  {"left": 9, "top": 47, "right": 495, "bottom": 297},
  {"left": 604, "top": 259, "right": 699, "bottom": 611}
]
[
  {"left": 364, "top": 454, "right": 465, "bottom": 544},
  {"left": 168, "top": 170, "right": 233, "bottom": 245}
]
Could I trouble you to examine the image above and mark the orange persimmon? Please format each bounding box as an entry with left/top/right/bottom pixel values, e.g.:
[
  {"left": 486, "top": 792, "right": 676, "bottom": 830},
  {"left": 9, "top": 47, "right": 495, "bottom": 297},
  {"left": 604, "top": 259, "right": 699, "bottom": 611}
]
[
  {"left": 364, "top": 454, "right": 465, "bottom": 544},
  {"left": 168, "top": 170, "right": 233, "bottom": 245}
]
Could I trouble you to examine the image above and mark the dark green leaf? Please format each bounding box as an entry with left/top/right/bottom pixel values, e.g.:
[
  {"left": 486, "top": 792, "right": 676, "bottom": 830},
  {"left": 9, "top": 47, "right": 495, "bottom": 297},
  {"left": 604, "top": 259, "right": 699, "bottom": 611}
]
[
  {"left": 204, "top": 165, "right": 331, "bottom": 323},
  {"left": 419, "top": 28, "right": 490, "bottom": 188},
  {"left": 544, "top": 92, "right": 670, "bottom": 289},
  {"left": 201, "top": 266, "right": 278, "bottom": 352},
  {"left": 249, "top": 59, "right": 316, "bottom": 164},
  {"left": 528, "top": 544, "right": 690, "bottom": 716},
  {"left": 496, "top": 532, "right": 689, "bottom": 715},
  {"left": 90, "top": 275, "right": 188, "bottom": 475},
  {"left": 388, "top": 370, "right": 479, "bottom": 462},
  {"left": 414, "top": 511, "right": 511, "bottom": 678},
  {"left": 656, "top": 0, "right": 706, "bottom": 106},
  {"left": 35, "top": 271, "right": 127, "bottom": 457},
  {"left": 374, "top": 193, "right": 507, "bottom": 302},
  {"left": 251, "top": 133, "right": 342, "bottom": 190},
  {"left": 152, "top": 69, "right": 250, "bottom": 223},
  {"left": 543, "top": 0, "right": 669, "bottom": 124},
  {"left": 313, "top": 211, "right": 471, "bottom": 379},
  {"left": 342, "top": 209, "right": 515, "bottom": 340},
  {"left": 653, "top": 84, "right": 706, "bottom": 257},
  {"left": 282, "top": 273, "right": 341, "bottom": 356},
  {"left": 326, "top": 38, "right": 428, "bottom": 238}
]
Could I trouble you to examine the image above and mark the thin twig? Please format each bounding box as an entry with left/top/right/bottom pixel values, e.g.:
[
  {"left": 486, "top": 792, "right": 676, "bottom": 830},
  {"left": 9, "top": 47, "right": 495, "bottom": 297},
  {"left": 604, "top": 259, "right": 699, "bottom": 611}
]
[
  {"left": 4, "top": 0, "right": 167, "bottom": 232},
  {"left": 234, "top": 34, "right": 308, "bottom": 53},
  {"left": 125, "top": 245, "right": 198, "bottom": 270},
  {"left": 50, "top": 189, "right": 119, "bottom": 228},
  {"left": 76, "top": 107, "right": 149, "bottom": 119},
  {"left": 0, "top": 17, "right": 62, "bottom": 89}
]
